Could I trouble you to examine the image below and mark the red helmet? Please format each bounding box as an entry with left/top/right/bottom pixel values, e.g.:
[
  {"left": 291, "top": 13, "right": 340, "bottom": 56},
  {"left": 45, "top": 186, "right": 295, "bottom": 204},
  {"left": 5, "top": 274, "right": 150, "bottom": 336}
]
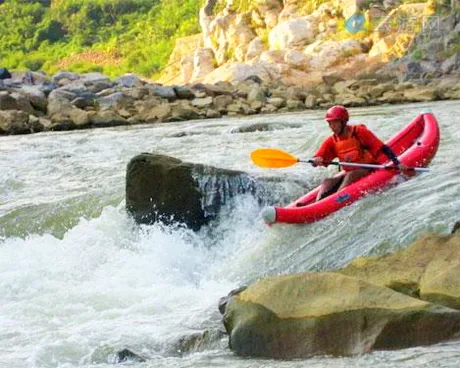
[{"left": 325, "top": 105, "right": 349, "bottom": 123}]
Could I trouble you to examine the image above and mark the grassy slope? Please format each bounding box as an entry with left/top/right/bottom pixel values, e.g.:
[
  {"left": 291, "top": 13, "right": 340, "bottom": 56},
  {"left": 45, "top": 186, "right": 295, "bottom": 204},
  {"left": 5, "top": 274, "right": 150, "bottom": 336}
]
[{"left": 0, "top": 0, "right": 202, "bottom": 78}]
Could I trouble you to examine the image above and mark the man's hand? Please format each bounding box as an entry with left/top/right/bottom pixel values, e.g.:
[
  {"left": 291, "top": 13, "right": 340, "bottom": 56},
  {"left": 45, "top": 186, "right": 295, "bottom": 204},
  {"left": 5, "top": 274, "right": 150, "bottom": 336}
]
[
  {"left": 386, "top": 162, "right": 409, "bottom": 173},
  {"left": 397, "top": 163, "right": 409, "bottom": 173},
  {"left": 311, "top": 157, "right": 325, "bottom": 167}
]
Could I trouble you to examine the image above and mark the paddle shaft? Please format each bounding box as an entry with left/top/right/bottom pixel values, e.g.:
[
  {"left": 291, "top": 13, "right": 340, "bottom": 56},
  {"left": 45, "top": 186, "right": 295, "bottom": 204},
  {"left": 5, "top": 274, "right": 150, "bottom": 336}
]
[{"left": 299, "top": 159, "right": 430, "bottom": 173}]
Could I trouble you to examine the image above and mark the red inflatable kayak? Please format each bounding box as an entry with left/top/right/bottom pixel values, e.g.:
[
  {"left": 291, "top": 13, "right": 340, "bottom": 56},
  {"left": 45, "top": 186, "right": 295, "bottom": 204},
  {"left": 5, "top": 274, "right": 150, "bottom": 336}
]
[{"left": 262, "top": 113, "right": 440, "bottom": 225}]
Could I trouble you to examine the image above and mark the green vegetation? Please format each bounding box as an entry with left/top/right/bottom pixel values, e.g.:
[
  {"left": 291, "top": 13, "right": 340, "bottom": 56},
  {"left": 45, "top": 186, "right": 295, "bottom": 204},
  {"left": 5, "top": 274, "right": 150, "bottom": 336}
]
[
  {"left": 298, "top": 0, "right": 330, "bottom": 15},
  {"left": 215, "top": 0, "right": 259, "bottom": 13},
  {"left": 411, "top": 48, "right": 424, "bottom": 60},
  {"left": 0, "top": 0, "right": 203, "bottom": 78}
]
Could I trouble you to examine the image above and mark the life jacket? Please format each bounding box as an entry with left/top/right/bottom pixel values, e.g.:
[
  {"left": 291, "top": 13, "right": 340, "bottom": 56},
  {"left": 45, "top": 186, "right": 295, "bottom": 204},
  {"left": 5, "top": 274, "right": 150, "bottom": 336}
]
[{"left": 332, "top": 126, "right": 376, "bottom": 171}]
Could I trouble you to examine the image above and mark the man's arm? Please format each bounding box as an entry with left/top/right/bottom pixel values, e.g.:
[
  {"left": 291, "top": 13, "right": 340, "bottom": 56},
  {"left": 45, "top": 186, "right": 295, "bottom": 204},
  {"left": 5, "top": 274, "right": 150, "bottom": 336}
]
[
  {"left": 381, "top": 145, "right": 400, "bottom": 165},
  {"left": 357, "top": 125, "right": 407, "bottom": 171},
  {"left": 313, "top": 136, "right": 336, "bottom": 166}
]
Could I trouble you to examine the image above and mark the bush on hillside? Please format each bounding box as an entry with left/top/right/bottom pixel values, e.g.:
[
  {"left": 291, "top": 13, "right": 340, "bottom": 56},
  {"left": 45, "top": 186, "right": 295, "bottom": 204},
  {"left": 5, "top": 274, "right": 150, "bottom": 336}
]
[{"left": 0, "top": 0, "right": 202, "bottom": 78}]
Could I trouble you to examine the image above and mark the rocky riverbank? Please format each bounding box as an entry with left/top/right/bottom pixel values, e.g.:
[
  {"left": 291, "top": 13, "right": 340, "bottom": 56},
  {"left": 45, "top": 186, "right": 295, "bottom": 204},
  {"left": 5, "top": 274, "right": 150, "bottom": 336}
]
[
  {"left": 0, "top": 68, "right": 459, "bottom": 136},
  {"left": 220, "top": 227, "right": 460, "bottom": 359}
]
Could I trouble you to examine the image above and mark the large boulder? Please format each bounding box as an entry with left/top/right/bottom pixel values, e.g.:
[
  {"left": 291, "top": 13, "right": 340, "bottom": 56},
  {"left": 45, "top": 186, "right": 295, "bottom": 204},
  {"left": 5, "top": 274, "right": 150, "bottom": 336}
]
[
  {"left": 0, "top": 110, "right": 32, "bottom": 135},
  {"left": 0, "top": 68, "right": 12, "bottom": 80},
  {"left": 191, "top": 48, "right": 216, "bottom": 82},
  {"left": 203, "top": 62, "right": 278, "bottom": 84},
  {"left": 19, "top": 86, "right": 48, "bottom": 112},
  {"left": 339, "top": 232, "right": 460, "bottom": 309},
  {"left": 269, "top": 18, "right": 316, "bottom": 50},
  {"left": 126, "top": 153, "right": 263, "bottom": 230},
  {"left": 0, "top": 92, "right": 19, "bottom": 110},
  {"left": 223, "top": 272, "right": 460, "bottom": 359}
]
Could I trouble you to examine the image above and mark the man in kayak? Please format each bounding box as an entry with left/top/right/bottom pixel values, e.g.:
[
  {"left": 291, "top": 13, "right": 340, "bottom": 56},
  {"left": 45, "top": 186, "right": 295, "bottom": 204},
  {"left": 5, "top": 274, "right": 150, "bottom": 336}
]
[{"left": 311, "top": 105, "right": 407, "bottom": 201}]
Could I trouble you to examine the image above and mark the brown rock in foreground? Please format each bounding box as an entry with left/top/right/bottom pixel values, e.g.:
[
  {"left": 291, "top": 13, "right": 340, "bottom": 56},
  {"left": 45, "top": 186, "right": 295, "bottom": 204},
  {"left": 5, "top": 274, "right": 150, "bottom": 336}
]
[
  {"left": 223, "top": 272, "right": 460, "bottom": 359},
  {"left": 339, "top": 232, "right": 460, "bottom": 309}
]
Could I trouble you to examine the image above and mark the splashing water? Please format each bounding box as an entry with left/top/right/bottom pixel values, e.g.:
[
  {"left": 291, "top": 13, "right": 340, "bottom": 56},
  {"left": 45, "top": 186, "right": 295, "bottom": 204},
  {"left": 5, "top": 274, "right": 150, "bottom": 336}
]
[{"left": 1, "top": 101, "right": 460, "bottom": 367}]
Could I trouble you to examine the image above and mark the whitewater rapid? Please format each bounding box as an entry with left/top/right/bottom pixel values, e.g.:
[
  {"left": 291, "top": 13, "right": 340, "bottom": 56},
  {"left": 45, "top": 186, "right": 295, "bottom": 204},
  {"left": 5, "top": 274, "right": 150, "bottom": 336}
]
[{"left": 1, "top": 101, "right": 460, "bottom": 367}]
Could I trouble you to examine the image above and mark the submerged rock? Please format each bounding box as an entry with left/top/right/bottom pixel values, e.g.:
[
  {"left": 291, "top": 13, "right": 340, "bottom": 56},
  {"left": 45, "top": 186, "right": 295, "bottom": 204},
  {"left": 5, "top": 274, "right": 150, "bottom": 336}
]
[
  {"left": 169, "top": 329, "right": 226, "bottom": 356},
  {"left": 113, "top": 349, "right": 146, "bottom": 363},
  {"left": 223, "top": 272, "right": 460, "bottom": 359}
]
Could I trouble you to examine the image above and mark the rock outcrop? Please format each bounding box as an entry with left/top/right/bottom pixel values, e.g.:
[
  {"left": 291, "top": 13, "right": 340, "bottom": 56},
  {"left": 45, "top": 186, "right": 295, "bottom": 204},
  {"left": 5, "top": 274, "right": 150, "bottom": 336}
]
[
  {"left": 220, "top": 231, "right": 460, "bottom": 358},
  {"left": 1, "top": 69, "right": 459, "bottom": 136},
  {"left": 125, "top": 153, "right": 265, "bottom": 230},
  {"left": 162, "top": 0, "right": 459, "bottom": 87},
  {"left": 223, "top": 272, "right": 460, "bottom": 358},
  {"left": 339, "top": 231, "right": 460, "bottom": 309}
]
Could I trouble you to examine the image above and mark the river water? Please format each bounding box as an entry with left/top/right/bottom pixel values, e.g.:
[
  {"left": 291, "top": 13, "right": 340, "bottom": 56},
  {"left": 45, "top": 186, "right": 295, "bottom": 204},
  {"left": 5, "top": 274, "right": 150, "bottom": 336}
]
[{"left": 1, "top": 101, "right": 460, "bottom": 367}]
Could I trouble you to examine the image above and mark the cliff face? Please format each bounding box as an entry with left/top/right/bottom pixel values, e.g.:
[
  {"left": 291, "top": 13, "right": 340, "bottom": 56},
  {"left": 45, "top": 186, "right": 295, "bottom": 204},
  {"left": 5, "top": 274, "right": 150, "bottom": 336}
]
[{"left": 160, "top": 0, "right": 459, "bottom": 86}]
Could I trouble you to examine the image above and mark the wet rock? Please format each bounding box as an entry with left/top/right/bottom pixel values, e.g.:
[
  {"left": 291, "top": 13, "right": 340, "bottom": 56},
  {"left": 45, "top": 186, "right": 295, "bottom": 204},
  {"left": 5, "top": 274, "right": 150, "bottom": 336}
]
[
  {"left": 223, "top": 272, "right": 460, "bottom": 359},
  {"left": 28, "top": 115, "right": 51, "bottom": 132},
  {"left": 173, "top": 86, "right": 196, "bottom": 99},
  {"left": 48, "top": 120, "right": 77, "bottom": 131},
  {"left": 170, "top": 329, "right": 226, "bottom": 356},
  {"left": 231, "top": 123, "right": 272, "bottom": 133},
  {"left": 168, "top": 102, "right": 201, "bottom": 121},
  {"left": 0, "top": 110, "right": 31, "bottom": 135},
  {"left": 0, "top": 92, "right": 19, "bottom": 110},
  {"left": 339, "top": 232, "right": 460, "bottom": 309},
  {"left": 143, "top": 103, "right": 172, "bottom": 122},
  {"left": 113, "top": 349, "right": 146, "bottom": 363},
  {"left": 452, "top": 221, "right": 460, "bottom": 234},
  {"left": 89, "top": 111, "right": 128, "bottom": 127},
  {"left": 126, "top": 153, "right": 263, "bottom": 230},
  {"left": 219, "top": 286, "right": 247, "bottom": 314}
]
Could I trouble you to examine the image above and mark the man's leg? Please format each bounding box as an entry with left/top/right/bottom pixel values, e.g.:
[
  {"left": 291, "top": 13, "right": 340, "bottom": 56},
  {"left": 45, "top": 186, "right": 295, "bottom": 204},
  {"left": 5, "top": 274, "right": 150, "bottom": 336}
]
[
  {"left": 316, "top": 173, "right": 345, "bottom": 201},
  {"left": 337, "top": 169, "right": 370, "bottom": 191}
]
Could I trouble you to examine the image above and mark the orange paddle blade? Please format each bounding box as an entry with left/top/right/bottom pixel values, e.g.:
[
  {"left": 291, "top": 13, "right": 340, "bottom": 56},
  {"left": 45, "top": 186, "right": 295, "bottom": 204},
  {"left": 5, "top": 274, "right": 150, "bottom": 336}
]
[{"left": 251, "top": 148, "right": 299, "bottom": 168}]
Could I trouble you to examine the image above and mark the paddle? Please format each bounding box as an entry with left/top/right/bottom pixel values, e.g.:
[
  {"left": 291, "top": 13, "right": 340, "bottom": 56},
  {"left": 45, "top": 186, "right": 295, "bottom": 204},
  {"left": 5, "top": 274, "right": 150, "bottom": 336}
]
[{"left": 251, "top": 148, "right": 430, "bottom": 172}]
